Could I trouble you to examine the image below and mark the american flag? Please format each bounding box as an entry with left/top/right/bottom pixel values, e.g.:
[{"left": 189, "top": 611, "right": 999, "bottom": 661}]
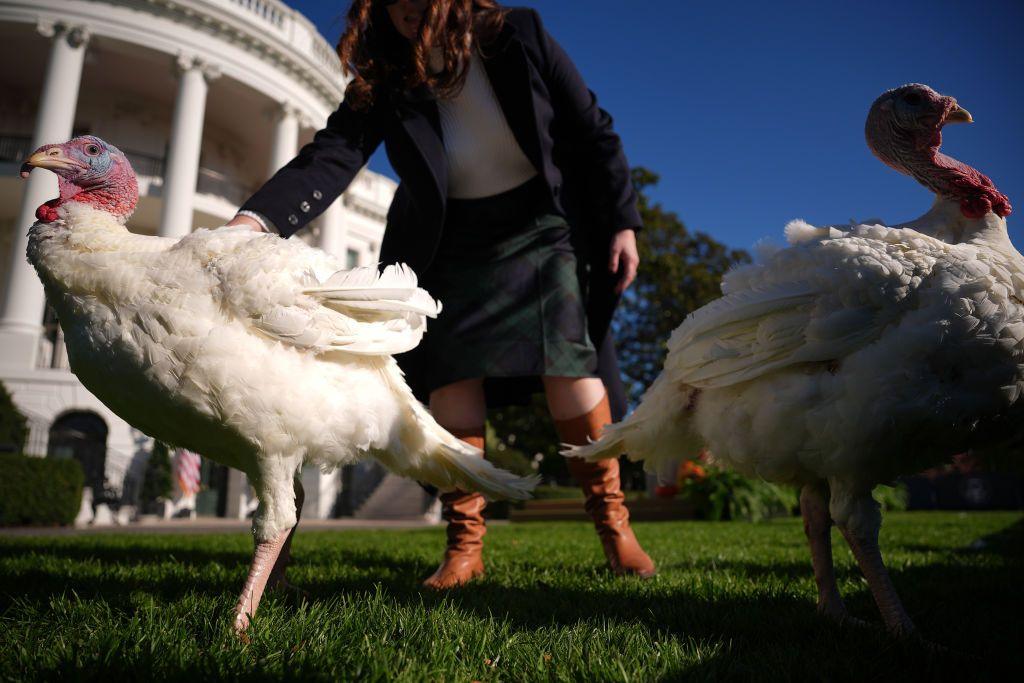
[{"left": 174, "top": 449, "right": 202, "bottom": 496}]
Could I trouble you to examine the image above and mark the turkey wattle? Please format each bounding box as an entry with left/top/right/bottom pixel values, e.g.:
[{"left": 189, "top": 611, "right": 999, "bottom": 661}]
[
  {"left": 567, "top": 85, "right": 1023, "bottom": 637},
  {"left": 20, "top": 135, "right": 537, "bottom": 635}
]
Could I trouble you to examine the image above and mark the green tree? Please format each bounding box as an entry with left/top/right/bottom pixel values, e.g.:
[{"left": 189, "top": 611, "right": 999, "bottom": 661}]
[
  {"left": 140, "top": 441, "right": 173, "bottom": 508},
  {"left": 0, "top": 381, "right": 28, "bottom": 455},
  {"left": 614, "top": 168, "right": 750, "bottom": 401}
]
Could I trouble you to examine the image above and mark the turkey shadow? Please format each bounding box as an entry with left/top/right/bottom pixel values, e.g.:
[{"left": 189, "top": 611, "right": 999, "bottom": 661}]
[
  {"left": 1, "top": 521, "right": 1018, "bottom": 676},
  {"left": 284, "top": 547, "right": 996, "bottom": 678}
]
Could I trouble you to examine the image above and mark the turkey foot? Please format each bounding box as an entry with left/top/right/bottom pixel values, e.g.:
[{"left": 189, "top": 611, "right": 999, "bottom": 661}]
[
  {"left": 838, "top": 524, "right": 916, "bottom": 636},
  {"left": 233, "top": 526, "right": 295, "bottom": 637},
  {"left": 799, "top": 484, "right": 853, "bottom": 623}
]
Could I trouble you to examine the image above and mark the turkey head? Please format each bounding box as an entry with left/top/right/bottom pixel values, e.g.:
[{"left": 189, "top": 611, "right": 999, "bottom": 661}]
[{"left": 21, "top": 135, "right": 138, "bottom": 223}]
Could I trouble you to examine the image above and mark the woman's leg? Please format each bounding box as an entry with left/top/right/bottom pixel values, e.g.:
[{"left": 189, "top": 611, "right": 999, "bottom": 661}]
[
  {"left": 544, "top": 376, "right": 657, "bottom": 578},
  {"left": 423, "top": 377, "right": 489, "bottom": 589}
]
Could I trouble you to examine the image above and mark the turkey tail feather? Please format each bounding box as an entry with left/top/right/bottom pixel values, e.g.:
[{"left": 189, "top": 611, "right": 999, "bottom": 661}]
[
  {"left": 374, "top": 366, "right": 538, "bottom": 500},
  {"left": 564, "top": 373, "right": 704, "bottom": 471}
]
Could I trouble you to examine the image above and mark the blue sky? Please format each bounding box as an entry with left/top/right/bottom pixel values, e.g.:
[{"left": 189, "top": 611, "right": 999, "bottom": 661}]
[{"left": 289, "top": 0, "right": 1024, "bottom": 251}]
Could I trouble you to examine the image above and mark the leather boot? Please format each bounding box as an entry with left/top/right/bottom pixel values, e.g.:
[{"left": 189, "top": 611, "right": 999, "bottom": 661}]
[
  {"left": 557, "top": 394, "right": 657, "bottom": 578},
  {"left": 422, "top": 427, "right": 487, "bottom": 589}
]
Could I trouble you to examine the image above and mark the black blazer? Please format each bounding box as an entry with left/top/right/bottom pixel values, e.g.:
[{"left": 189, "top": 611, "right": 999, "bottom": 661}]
[{"left": 240, "top": 7, "right": 641, "bottom": 417}]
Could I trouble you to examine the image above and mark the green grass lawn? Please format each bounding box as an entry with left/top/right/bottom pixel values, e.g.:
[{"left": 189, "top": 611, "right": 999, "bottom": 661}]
[{"left": 1, "top": 512, "right": 1021, "bottom": 681}]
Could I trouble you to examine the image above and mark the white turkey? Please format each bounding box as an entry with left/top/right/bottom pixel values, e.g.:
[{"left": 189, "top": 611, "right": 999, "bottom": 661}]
[
  {"left": 19, "top": 135, "right": 537, "bottom": 635},
  {"left": 567, "top": 84, "right": 1020, "bottom": 636}
]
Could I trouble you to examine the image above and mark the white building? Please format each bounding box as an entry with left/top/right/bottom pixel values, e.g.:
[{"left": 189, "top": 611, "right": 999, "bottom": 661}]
[{"left": 0, "top": 0, "right": 410, "bottom": 521}]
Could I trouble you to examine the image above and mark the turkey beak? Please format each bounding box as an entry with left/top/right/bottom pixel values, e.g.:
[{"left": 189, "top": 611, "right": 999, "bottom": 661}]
[
  {"left": 20, "top": 147, "right": 79, "bottom": 179},
  {"left": 945, "top": 104, "right": 973, "bottom": 124}
]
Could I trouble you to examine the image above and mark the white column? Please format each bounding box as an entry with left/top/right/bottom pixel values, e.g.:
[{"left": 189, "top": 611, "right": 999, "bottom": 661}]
[
  {"left": 318, "top": 197, "right": 347, "bottom": 258},
  {"left": 158, "top": 53, "right": 220, "bottom": 238},
  {"left": 266, "top": 103, "right": 299, "bottom": 177},
  {"left": 0, "top": 22, "right": 90, "bottom": 369}
]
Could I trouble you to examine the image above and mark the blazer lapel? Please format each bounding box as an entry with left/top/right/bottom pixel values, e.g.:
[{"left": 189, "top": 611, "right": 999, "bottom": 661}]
[{"left": 399, "top": 85, "right": 447, "bottom": 203}]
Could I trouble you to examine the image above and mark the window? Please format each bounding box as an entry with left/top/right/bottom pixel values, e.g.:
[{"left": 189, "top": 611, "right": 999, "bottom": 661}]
[{"left": 346, "top": 248, "right": 360, "bottom": 269}]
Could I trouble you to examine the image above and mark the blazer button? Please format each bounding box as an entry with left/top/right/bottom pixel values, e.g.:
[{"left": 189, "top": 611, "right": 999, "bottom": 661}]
[
  {"left": 300, "top": 201, "right": 311, "bottom": 212},
  {"left": 288, "top": 214, "right": 299, "bottom": 225},
  {"left": 312, "top": 190, "right": 323, "bottom": 200}
]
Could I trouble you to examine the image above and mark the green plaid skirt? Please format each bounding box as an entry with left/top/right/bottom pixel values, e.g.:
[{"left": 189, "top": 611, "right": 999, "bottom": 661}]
[{"left": 399, "top": 177, "right": 599, "bottom": 399}]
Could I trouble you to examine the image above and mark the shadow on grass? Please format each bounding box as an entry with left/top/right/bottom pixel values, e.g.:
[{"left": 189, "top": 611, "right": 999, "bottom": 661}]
[{"left": 1, "top": 518, "right": 1020, "bottom": 679}]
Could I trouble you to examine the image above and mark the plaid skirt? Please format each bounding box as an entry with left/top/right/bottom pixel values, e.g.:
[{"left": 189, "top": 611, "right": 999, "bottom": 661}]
[{"left": 399, "top": 177, "right": 599, "bottom": 400}]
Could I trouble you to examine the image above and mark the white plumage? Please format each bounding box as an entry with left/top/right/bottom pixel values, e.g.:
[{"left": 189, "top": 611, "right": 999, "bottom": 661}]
[
  {"left": 27, "top": 204, "right": 535, "bottom": 544},
  {"left": 579, "top": 208, "right": 1024, "bottom": 478},
  {"left": 568, "top": 85, "right": 1022, "bottom": 636},
  {"left": 20, "top": 134, "right": 540, "bottom": 634}
]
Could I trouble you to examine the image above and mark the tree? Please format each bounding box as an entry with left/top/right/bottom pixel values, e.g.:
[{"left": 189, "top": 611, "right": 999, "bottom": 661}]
[
  {"left": 488, "top": 168, "right": 749, "bottom": 485},
  {"left": 0, "top": 381, "right": 28, "bottom": 455},
  {"left": 614, "top": 168, "right": 750, "bottom": 402}
]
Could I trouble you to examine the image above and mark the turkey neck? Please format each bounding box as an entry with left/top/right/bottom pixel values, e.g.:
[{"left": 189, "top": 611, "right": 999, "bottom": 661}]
[
  {"left": 901, "top": 139, "right": 1012, "bottom": 221},
  {"left": 895, "top": 197, "right": 1013, "bottom": 247},
  {"left": 26, "top": 202, "right": 165, "bottom": 303}
]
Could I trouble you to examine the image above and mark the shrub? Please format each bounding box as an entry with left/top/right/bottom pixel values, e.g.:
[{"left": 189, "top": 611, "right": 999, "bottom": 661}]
[
  {"left": 140, "top": 441, "right": 173, "bottom": 510},
  {"left": 0, "top": 381, "right": 27, "bottom": 455},
  {"left": 484, "top": 422, "right": 534, "bottom": 476},
  {"left": 0, "top": 454, "right": 84, "bottom": 526},
  {"left": 680, "top": 467, "right": 795, "bottom": 522},
  {"left": 874, "top": 483, "right": 909, "bottom": 511}
]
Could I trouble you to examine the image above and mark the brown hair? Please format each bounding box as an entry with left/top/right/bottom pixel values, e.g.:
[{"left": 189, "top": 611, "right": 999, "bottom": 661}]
[{"left": 337, "top": 0, "right": 506, "bottom": 111}]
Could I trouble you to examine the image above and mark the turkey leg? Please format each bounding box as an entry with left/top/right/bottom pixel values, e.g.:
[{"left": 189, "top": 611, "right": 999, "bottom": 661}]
[
  {"left": 799, "top": 483, "right": 848, "bottom": 621},
  {"left": 837, "top": 502, "right": 916, "bottom": 636},
  {"left": 232, "top": 477, "right": 304, "bottom": 635},
  {"left": 267, "top": 478, "right": 304, "bottom": 593},
  {"left": 232, "top": 525, "right": 294, "bottom": 635}
]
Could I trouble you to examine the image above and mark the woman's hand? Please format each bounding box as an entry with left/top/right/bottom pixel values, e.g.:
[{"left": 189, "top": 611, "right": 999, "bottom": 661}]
[
  {"left": 225, "top": 214, "right": 266, "bottom": 232},
  {"left": 608, "top": 228, "right": 639, "bottom": 294}
]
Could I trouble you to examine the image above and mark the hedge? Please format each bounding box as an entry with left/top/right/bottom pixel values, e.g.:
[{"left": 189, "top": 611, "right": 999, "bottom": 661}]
[
  {"left": 0, "top": 381, "right": 28, "bottom": 454},
  {"left": 0, "top": 454, "right": 84, "bottom": 526}
]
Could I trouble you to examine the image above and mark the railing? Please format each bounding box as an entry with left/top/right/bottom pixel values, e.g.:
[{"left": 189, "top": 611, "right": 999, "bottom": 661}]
[
  {"left": 220, "top": 0, "right": 344, "bottom": 80},
  {"left": 197, "top": 166, "right": 252, "bottom": 206},
  {"left": 124, "top": 149, "right": 166, "bottom": 179},
  {"left": 228, "top": 0, "right": 285, "bottom": 28},
  {"left": 3, "top": 136, "right": 253, "bottom": 206}
]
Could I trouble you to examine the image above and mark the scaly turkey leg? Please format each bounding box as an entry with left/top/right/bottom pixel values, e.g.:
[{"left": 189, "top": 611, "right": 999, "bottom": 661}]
[
  {"left": 233, "top": 478, "right": 304, "bottom": 635},
  {"left": 838, "top": 520, "right": 916, "bottom": 636},
  {"left": 267, "top": 478, "right": 304, "bottom": 593},
  {"left": 232, "top": 525, "right": 294, "bottom": 635},
  {"left": 799, "top": 483, "right": 849, "bottom": 621}
]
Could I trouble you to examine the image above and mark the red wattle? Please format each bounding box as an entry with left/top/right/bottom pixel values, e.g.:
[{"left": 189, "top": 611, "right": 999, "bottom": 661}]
[
  {"left": 35, "top": 200, "right": 61, "bottom": 223},
  {"left": 960, "top": 197, "right": 991, "bottom": 220}
]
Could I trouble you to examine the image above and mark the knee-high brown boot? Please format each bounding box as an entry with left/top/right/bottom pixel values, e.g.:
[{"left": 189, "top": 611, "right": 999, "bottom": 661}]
[
  {"left": 422, "top": 427, "right": 487, "bottom": 589},
  {"left": 557, "top": 394, "right": 657, "bottom": 578}
]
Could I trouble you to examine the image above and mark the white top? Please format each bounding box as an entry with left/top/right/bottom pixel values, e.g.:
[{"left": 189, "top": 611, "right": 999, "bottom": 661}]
[{"left": 436, "top": 51, "right": 538, "bottom": 199}]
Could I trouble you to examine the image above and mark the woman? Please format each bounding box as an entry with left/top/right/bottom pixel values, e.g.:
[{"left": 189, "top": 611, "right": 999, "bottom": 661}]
[{"left": 229, "top": 0, "right": 655, "bottom": 586}]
